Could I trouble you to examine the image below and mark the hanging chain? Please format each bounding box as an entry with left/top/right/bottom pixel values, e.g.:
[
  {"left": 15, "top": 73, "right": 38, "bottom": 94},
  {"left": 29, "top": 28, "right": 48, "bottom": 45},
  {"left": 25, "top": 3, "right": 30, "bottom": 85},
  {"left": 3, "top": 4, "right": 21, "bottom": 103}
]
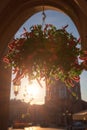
[{"left": 42, "top": 0, "right": 46, "bottom": 27}]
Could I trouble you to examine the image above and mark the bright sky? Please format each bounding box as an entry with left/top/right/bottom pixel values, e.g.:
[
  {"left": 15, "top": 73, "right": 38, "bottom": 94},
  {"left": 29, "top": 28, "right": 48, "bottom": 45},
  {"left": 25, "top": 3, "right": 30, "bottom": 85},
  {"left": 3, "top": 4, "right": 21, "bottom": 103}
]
[
  {"left": 10, "top": 76, "right": 46, "bottom": 105},
  {"left": 10, "top": 10, "right": 87, "bottom": 103}
]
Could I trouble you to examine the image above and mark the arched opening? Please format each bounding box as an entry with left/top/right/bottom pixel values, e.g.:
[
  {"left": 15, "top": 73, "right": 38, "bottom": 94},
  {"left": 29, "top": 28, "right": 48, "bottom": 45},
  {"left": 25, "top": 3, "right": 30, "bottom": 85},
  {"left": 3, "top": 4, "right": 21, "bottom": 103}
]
[
  {"left": 10, "top": 9, "right": 80, "bottom": 100},
  {"left": 8, "top": 10, "right": 86, "bottom": 128}
]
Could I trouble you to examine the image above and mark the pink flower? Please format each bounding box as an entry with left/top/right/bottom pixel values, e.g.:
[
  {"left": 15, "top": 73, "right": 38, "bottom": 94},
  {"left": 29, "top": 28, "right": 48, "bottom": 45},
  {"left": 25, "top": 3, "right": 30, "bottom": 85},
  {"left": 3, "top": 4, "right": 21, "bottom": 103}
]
[
  {"left": 73, "top": 76, "right": 80, "bottom": 82},
  {"left": 3, "top": 57, "right": 9, "bottom": 64},
  {"left": 62, "top": 24, "right": 68, "bottom": 30}
]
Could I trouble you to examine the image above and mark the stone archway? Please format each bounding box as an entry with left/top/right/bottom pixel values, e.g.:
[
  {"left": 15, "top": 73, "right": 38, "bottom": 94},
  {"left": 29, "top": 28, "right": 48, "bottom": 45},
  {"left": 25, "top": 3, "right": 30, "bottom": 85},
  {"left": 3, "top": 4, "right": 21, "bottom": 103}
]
[{"left": 0, "top": 0, "right": 87, "bottom": 130}]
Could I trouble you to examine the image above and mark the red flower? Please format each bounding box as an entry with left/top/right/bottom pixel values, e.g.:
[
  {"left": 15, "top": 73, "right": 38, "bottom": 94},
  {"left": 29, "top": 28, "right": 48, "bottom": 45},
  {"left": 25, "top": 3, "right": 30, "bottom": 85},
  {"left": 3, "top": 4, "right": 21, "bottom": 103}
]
[
  {"left": 3, "top": 57, "right": 9, "bottom": 64},
  {"left": 62, "top": 24, "right": 68, "bottom": 30},
  {"left": 77, "top": 37, "right": 81, "bottom": 43},
  {"left": 72, "top": 76, "right": 80, "bottom": 82},
  {"left": 79, "top": 56, "right": 87, "bottom": 61}
]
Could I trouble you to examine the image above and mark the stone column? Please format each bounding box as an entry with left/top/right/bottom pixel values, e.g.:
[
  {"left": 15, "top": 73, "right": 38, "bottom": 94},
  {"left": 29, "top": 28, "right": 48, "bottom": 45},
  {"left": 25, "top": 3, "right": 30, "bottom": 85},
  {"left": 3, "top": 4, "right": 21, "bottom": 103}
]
[
  {"left": 78, "top": 15, "right": 87, "bottom": 50},
  {"left": 0, "top": 60, "right": 11, "bottom": 130}
]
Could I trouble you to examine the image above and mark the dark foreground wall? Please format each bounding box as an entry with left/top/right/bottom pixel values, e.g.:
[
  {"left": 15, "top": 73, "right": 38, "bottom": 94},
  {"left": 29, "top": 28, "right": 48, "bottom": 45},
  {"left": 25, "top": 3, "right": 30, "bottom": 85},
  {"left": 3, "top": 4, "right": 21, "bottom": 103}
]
[{"left": 0, "top": 61, "right": 11, "bottom": 130}]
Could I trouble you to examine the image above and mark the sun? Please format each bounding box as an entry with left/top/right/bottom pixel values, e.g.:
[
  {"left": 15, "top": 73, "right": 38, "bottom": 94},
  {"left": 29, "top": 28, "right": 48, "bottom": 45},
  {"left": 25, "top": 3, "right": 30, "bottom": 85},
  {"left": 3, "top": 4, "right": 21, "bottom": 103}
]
[
  {"left": 11, "top": 75, "right": 46, "bottom": 104},
  {"left": 17, "top": 77, "right": 46, "bottom": 104},
  {"left": 26, "top": 81, "right": 40, "bottom": 98}
]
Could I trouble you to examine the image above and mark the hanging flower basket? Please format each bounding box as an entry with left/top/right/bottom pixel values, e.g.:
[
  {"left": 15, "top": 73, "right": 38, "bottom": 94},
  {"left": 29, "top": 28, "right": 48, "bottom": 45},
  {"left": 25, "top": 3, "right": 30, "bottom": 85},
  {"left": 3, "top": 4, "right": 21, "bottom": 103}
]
[{"left": 3, "top": 24, "right": 87, "bottom": 87}]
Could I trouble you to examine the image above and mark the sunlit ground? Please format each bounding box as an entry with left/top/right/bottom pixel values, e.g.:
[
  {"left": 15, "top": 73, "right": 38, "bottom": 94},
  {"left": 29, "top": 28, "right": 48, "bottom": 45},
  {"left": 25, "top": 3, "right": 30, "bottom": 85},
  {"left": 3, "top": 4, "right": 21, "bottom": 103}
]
[
  {"left": 8, "top": 126, "right": 64, "bottom": 130},
  {"left": 24, "top": 126, "right": 64, "bottom": 130}
]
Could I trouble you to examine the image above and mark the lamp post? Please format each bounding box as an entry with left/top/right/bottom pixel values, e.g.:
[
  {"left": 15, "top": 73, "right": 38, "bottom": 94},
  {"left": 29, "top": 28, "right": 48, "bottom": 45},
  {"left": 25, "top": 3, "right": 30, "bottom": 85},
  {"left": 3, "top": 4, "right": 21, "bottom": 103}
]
[
  {"left": 63, "top": 110, "right": 72, "bottom": 130},
  {"left": 13, "top": 85, "right": 20, "bottom": 96}
]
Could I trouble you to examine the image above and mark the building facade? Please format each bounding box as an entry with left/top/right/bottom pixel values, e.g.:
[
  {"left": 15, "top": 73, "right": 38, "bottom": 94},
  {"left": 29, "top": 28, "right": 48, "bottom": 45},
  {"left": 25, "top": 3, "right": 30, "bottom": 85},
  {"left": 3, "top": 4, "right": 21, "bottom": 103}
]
[
  {"left": 44, "top": 80, "right": 84, "bottom": 126},
  {"left": 9, "top": 80, "right": 87, "bottom": 127}
]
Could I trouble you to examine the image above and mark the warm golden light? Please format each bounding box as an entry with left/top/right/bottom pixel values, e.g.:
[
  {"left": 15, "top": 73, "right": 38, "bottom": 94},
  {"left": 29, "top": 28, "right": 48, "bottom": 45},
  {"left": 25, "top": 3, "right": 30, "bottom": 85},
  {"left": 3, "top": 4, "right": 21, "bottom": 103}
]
[
  {"left": 16, "top": 77, "right": 46, "bottom": 104},
  {"left": 11, "top": 73, "right": 46, "bottom": 104},
  {"left": 13, "top": 85, "right": 20, "bottom": 96},
  {"left": 26, "top": 81, "right": 40, "bottom": 98}
]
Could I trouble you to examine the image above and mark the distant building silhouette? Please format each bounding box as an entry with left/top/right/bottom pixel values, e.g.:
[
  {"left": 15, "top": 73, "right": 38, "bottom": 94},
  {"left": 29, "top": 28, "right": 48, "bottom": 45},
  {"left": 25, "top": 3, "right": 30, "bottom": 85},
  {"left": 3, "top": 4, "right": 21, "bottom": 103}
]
[
  {"left": 9, "top": 80, "right": 87, "bottom": 127},
  {"left": 44, "top": 79, "right": 86, "bottom": 126}
]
